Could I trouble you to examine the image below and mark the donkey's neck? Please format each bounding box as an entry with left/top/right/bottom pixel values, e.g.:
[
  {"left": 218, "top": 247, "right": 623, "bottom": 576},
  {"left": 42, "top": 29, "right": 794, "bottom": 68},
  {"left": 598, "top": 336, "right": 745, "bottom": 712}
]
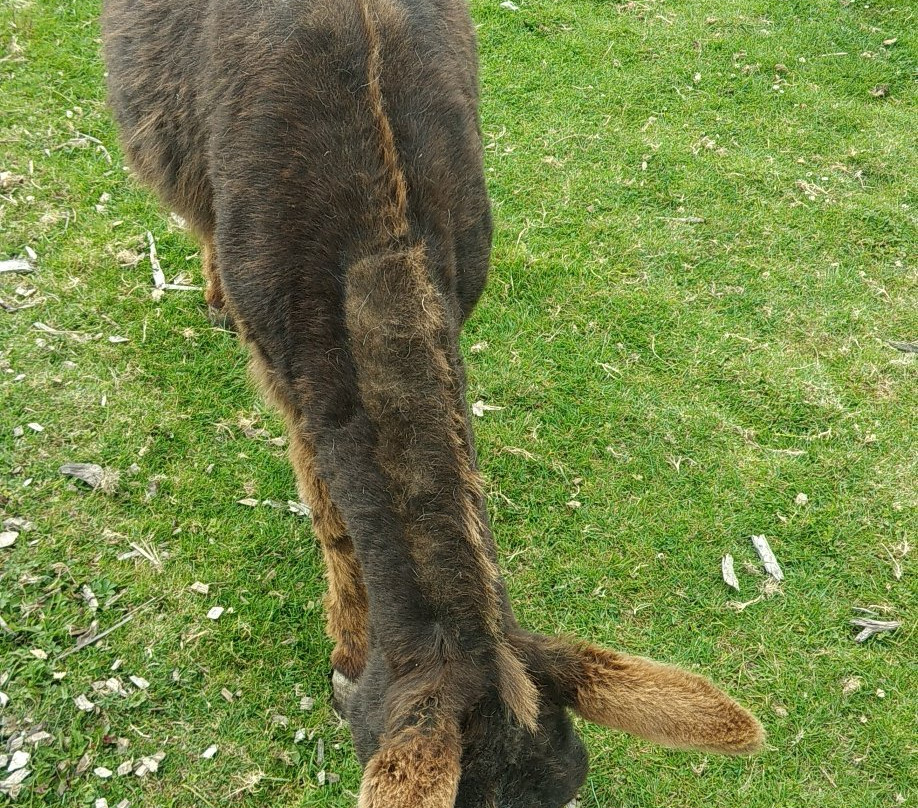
[{"left": 341, "top": 245, "right": 503, "bottom": 648}]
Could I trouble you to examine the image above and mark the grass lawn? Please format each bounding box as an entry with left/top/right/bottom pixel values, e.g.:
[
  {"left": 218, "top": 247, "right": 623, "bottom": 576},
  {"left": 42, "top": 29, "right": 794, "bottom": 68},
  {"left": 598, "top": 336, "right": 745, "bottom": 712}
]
[{"left": 1, "top": 0, "right": 915, "bottom": 805}]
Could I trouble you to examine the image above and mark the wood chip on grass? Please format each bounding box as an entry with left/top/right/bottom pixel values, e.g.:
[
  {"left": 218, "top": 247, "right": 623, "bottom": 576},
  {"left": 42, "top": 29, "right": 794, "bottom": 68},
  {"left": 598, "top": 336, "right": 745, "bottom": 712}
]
[
  {"left": 60, "top": 463, "right": 120, "bottom": 493},
  {"left": 721, "top": 554, "right": 740, "bottom": 591},
  {"left": 81, "top": 584, "right": 99, "bottom": 611},
  {"left": 147, "top": 231, "right": 201, "bottom": 298},
  {"left": 8, "top": 751, "right": 29, "bottom": 772},
  {"left": 851, "top": 617, "right": 901, "bottom": 643},
  {"left": 134, "top": 752, "right": 165, "bottom": 777},
  {"left": 0, "top": 259, "right": 35, "bottom": 274},
  {"left": 74, "top": 694, "right": 96, "bottom": 712},
  {"left": 750, "top": 534, "right": 784, "bottom": 580},
  {"left": 472, "top": 400, "right": 504, "bottom": 417}
]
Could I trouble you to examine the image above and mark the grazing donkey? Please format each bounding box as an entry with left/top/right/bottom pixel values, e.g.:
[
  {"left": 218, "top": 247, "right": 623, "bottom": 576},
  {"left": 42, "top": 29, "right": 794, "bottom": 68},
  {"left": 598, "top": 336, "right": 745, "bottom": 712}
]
[{"left": 101, "top": 0, "right": 764, "bottom": 804}]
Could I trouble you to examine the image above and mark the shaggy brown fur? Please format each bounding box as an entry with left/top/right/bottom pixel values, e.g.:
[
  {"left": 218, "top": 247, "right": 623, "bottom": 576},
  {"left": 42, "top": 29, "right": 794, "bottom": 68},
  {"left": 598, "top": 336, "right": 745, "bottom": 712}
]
[
  {"left": 101, "top": 0, "right": 764, "bottom": 803},
  {"left": 358, "top": 715, "right": 462, "bottom": 808}
]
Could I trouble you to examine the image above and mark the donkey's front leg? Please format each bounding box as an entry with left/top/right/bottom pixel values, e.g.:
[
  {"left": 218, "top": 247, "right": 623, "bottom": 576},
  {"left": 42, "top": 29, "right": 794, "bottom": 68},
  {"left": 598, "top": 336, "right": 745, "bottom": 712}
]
[{"left": 288, "top": 427, "right": 369, "bottom": 684}]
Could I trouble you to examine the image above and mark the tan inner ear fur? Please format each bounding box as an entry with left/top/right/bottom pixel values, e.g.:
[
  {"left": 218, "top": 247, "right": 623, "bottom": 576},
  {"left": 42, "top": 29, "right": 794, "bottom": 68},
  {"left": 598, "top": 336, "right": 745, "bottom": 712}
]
[
  {"left": 358, "top": 717, "right": 462, "bottom": 808},
  {"left": 570, "top": 644, "right": 765, "bottom": 755}
]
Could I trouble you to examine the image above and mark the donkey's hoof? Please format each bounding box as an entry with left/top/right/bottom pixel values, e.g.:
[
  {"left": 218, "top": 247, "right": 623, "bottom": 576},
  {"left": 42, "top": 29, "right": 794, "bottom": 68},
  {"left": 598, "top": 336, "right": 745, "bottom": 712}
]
[{"left": 331, "top": 668, "right": 358, "bottom": 719}]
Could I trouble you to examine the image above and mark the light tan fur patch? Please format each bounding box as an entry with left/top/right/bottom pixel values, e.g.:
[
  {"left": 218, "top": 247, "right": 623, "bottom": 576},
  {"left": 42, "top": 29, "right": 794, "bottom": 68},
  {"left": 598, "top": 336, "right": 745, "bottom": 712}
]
[
  {"left": 358, "top": 718, "right": 462, "bottom": 808},
  {"left": 571, "top": 644, "right": 765, "bottom": 755}
]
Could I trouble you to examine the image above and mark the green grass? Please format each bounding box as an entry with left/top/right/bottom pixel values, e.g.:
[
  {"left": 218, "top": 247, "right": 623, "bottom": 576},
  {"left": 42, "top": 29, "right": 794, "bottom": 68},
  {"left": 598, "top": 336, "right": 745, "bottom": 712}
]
[{"left": 1, "top": 0, "right": 915, "bottom": 805}]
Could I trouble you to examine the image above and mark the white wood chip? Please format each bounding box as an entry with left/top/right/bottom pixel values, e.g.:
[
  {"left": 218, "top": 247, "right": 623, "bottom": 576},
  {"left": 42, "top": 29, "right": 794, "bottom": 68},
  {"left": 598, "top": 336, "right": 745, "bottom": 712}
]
[
  {"left": 294, "top": 729, "right": 306, "bottom": 743},
  {"left": 200, "top": 745, "right": 218, "bottom": 759},
  {"left": 2, "top": 517, "right": 32, "bottom": 532},
  {"left": 108, "top": 335, "right": 129, "bottom": 344},
  {"left": 0, "top": 693, "right": 8, "bottom": 708},
  {"left": 116, "top": 801, "right": 131, "bottom": 808},
  {"left": 0, "top": 259, "right": 34, "bottom": 274},
  {"left": 129, "top": 675, "right": 150, "bottom": 690},
  {"left": 27, "top": 422, "right": 44, "bottom": 432},
  {"left": 81, "top": 584, "right": 99, "bottom": 611},
  {"left": 750, "top": 535, "right": 784, "bottom": 580},
  {"left": 134, "top": 752, "right": 164, "bottom": 777},
  {"left": 96, "top": 799, "right": 109, "bottom": 808},
  {"left": 29, "top": 648, "right": 47, "bottom": 660},
  {"left": 74, "top": 694, "right": 96, "bottom": 712},
  {"left": 471, "top": 400, "right": 504, "bottom": 417},
  {"left": 299, "top": 695, "right": 315, "bottom": 712},
  {"left": 94, "top": 766, "right": 113, "bottom": 779},
  {"left": 237, "top": 498, "right": 259, "bottom": 507},
  {"left": 794, "top": 492, "right": 809, "bottom": 506},
  {"left": 25, "top": 730, "right": 52, "bottom": 746},
  {"left": 60, "top": 463, "right": 105, "bottom": 488},
  {"left": 0, "top": 532, "right": 17, "bottom": 549},
  {"left": 116, "top": 760, "right": 133, "bottom": 776},
  {"left": 851, "top": 618, "right": 901, "bottom": 643},
  {"left": 147, "top": 231, "right": 166, "bottom": 289},
  {"left": 722, "top": 554, "right": 740, "bottom": 591},
  {"left": 288, "top": 500, "right": 311, "bottom": 517},
  {"left": 190, "top": 581, "right": 210, "bottom": 595},
  {"left": 8, "top": 751, "right": 29, "bottom": 772},
  {"left": 207, "top": 606, "right": 225, "bottom": 620},
  {"left": 1, "top": 767, "right": 31, "bottom": 789}
]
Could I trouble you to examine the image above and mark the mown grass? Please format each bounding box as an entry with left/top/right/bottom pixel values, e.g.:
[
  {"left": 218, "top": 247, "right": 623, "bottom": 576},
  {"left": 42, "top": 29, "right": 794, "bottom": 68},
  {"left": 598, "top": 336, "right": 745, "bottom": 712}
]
[{"left": 1, "top": 0, "right": 915, "bottom": 805}]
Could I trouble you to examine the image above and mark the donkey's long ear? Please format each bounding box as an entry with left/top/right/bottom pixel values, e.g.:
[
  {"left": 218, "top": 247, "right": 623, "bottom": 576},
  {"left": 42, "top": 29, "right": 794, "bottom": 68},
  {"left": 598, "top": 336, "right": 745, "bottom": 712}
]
[
  {"left": 358, "top": 717, "right": 462, "bottom": 808},
  {"left": 529, "top": 636, "right": 764, "bottom": 755}
]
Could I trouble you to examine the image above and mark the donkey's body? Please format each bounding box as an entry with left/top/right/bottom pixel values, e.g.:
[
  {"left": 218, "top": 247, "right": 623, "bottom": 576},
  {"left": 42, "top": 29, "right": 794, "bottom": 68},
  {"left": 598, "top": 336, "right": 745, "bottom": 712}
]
[{"left": 102, "top": 0, "right": 764, "bottom": 804}]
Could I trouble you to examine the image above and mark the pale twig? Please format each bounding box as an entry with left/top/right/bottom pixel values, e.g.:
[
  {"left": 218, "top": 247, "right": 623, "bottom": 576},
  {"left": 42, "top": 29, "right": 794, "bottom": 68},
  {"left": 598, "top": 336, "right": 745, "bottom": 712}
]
[
  {"left": 57, "top": 598, "right": 158, "bottom": 660},
  {"left": 851, "top": 618, "right": 900, "bottom": 643}
]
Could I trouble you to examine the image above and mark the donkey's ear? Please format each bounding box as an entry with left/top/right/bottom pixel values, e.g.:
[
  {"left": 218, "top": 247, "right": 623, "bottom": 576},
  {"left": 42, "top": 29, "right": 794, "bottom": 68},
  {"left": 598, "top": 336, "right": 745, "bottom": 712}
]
[
  {"left": 358, "top": 717, "right": 462, "bottom": 808},
  {"left": 525, "top": 635, "right": 764, "bottom": 755},
  {"left": 565, "top": 643, "right": 764, "bottom": 755}
]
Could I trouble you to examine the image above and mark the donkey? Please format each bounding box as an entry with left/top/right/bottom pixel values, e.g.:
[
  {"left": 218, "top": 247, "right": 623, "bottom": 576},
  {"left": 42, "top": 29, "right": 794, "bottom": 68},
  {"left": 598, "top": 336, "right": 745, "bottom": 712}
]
[{"left": 100, "top": 0, "right": 764, "bottom": 804}]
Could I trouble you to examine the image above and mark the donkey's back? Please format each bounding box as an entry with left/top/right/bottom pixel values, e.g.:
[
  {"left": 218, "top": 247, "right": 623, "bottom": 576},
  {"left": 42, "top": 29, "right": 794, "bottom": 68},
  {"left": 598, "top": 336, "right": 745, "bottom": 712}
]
[{"left": 102, "top": 0, "right": 492, "bottom": 321}]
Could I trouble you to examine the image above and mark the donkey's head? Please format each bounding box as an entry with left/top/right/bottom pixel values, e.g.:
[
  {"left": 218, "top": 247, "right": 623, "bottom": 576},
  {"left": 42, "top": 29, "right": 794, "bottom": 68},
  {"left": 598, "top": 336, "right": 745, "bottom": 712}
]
[{"left": 336, "top": 628, "right": 764, "bottom": 808}]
